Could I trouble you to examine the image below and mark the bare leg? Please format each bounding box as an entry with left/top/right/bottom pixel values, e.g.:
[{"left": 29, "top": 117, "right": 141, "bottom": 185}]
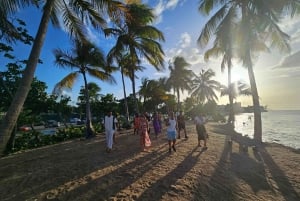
[{"left": 172, "top": 139, "right": 176, "bottom": 152}]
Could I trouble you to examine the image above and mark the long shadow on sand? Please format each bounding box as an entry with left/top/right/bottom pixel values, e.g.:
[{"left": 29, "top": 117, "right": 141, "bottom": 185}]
[
  {"left": 192, "top": 132, "right": 236, "bottom": 201},
  {"left": 28, "top": 136, "right": 187, "bottom": 201},
  {"left": 0, "top": 132, "right": 165, "bottom": 200},
  {"left": 136, "top": 146, "right": 205, "bottom": 201},
  {"left": 203, "top": 123, "right": 299, "bottom": 201},
  {"left": 258, "top": 148, "right": 300, "bottom": 200}
]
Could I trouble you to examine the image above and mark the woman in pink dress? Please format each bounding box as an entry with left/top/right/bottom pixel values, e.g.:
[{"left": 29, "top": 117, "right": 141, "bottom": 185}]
[{"left": 139, "top": 113, "right": 151, "bottom": 151}]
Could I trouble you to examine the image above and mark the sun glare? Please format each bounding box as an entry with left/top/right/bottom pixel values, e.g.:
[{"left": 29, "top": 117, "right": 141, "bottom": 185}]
[{"left": 231, "top": 68, "right": 249, "bottom": 83}]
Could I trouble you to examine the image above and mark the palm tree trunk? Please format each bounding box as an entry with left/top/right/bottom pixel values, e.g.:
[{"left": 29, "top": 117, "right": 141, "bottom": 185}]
[
  {"left": 241, "top": 4, "right": 262, "bottom": 143},
  {"left": 130, "top": 70, "right": 139, "bottom": 113},
  {"left": 247, "top": 63, "right": 262, "bottom": 142},
  {"left": 176, "top": 88, "right": 180, "bottom": 111},
  {"left": 0, "top": 0, "right": 54, "bottom": 154},
  {"left": 227, "top": 66, "right": 235, "bottom": 127},
  {"left": 121, "top": 67, "right": 129, "bottom": 122},
  {"left": 82, "top": 71, "right": 94, "bottom": 138}
]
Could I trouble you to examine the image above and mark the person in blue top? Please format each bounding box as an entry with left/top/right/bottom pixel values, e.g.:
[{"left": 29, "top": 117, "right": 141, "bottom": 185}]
[{"left": 166, "top": 111, "right": 177, "bottom": 153}]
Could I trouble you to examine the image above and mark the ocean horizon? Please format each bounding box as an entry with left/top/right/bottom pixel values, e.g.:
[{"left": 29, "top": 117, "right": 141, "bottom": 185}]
[{"left": 234, "top": 110, "right": 300, "bottom": 150}]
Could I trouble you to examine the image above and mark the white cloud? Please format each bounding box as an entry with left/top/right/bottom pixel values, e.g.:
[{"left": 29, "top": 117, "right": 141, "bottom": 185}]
[
  {"left": 152, "top": 0, "right": 185, "bottom": 24},
  {"left": 166, "top": 0, "right": 180, "bottom": 9},
  {"left": 273, "top": 51, "right": 300, "bottom": 69},
  {"left": 178, "top": 32, "right": 191, "bottom": 48}
]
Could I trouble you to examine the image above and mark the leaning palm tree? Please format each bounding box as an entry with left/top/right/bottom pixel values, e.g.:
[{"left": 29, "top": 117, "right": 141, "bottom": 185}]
[
  {"left": 0, "top": 0, "right": 126, "bottom": 153},
  {"left": 53, "top": 40, "right": 116, "bottom": 138},
  {"left": 104, "top": 2, "right": 165, "bottom": 113},
  {"left": 197, "top": 0, "right": 298, "bottom": 142},
  {"left": 190, "top": 69, "right": 221, "bottom": 104},
  {"left": 167, "top": 56, "right": 195, "bottom": 111}
]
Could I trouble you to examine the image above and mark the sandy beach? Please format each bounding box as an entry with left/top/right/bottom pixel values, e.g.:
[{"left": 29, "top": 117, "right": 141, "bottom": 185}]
[{"left": 0, "top": 122, "right": 299, "bottom": 201}]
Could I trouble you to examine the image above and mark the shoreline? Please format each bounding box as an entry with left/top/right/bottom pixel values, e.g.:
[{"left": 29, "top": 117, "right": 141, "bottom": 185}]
[{"left": 0, "top": 122, "right": 299, "bottom": 201}]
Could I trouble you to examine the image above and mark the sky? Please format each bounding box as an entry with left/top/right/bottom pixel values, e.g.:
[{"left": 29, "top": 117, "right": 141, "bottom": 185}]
[{"left": 1, "top": 0, "right": 300, "bottom": 110}]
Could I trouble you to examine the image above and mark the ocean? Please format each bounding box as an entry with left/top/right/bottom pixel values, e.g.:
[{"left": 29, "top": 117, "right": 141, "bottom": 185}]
[{"left": 234, "top": 110, "right": 300, "bottom": 150}]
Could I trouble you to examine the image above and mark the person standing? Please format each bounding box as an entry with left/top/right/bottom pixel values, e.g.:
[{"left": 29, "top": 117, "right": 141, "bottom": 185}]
[
  {"left": 133, "top": 113, "right": 140, "bottom": 135},
  {"left": 194, "top": 113, "right": 208, "bottom": 149},
  {"left": 104, "top": 111, "right": 117, "bottom": 153},
  {"left": 166, "top": 111, "right": 177, "bottom": 153},
  {"left": 152, "top": 112, "right": 161, "bottom": 139},
  {"left": 177, "top": 110, "right": 188, "bottom": 139},
  {"left": 139, "top": 113, "right": 151, "bottom": 151}
]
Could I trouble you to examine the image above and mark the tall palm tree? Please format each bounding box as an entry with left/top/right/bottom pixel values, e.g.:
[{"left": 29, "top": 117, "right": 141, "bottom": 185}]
[
  {"left": 104, "top": 2, "right": 165, "bottom": 113},
  {"left": 167, "top": 56, "right": 194, "bottom": 111},
  {"left": 198, "top": 6, "right": 237, "bottom": 126},
  {"left": 197, "top": 0, "right": 298, "bottom": 142},
  {"left": 0, "top": 0, "right": 125, "bottom": 153},
  {"left": 53, "top": 40, "right": 116, "bottom": 138},
  {"left": 190, "top": 69, "right": 221, "bottom": 104}
]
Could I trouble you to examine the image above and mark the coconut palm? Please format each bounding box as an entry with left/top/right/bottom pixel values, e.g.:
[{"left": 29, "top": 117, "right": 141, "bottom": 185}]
[
  {"left": 220, "top": 80, "right": 252, "bottom": 100},
  {"left": 53, "top": 40, "right": 116, "bottom": 138},
  {"left": 199, "top": 6, "right": 237, "bottom": 126},
  {"left": 190, "top": 69, "right": 221, "bottom": 104},
  {"left": 0, "top": 0, "right": 126, "bottom": 153},
  {"left": 220, "top": 80, "right": 252, "bottom": 118},
  {"left": 104, "top": 2, "right": 165, "bottom": 113},
  {"left": 197, "top": 0, "right": 299, "bottom": 142},
  {"left": 166, "top": 56, "right": 194, "bottom": 111}
]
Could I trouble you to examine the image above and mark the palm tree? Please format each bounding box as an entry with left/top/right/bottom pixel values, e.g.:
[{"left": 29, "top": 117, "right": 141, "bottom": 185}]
[
  {"left": 220, "top": 80, "right": 252, "bottom": 119},
  {"left": 220, "top": 80, "right": 252, "bottom": 100},
  {"left": 190, "top": 69, "right": 221, "bottom": 104},
  {"left": 198, "top": 6, "right": 237, "bottom": 126},
  {"left": 53, "top": 40, "right": 116, "bottom": 138},
  {"left": 197, "top": 0, "right": 298, "bottom": 142},
  {"left": 167, "top": 56, "right": 194, "bottom": 111},
  {"left": 139, "top": 78, "right": 168, "bottom": 110},
  {"left": 104, "top": 2, "right": 165, "bottom": 113},
  {"left": 0, "top": 0, "right": 126, "bottom": 153}
]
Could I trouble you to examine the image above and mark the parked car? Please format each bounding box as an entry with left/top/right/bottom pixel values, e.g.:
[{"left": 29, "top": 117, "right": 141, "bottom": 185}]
[
  {"left": 45, "top": 120, "right": 60, "bottom": 128},
  {"left": 70, "top": 118, "right": 81, "bottom": 125},
  {"left": 19, "top": 125, "right": 32, "bottom": 131}
]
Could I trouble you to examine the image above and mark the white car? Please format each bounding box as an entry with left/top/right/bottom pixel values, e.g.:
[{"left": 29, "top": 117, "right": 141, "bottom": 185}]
[{"left": 45, "top": 120, "right": 60, "bottom": 127}]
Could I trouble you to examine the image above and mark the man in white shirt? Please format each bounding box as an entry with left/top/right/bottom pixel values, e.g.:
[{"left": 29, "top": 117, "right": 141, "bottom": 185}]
[{"left": 104, "top": 111, "right": 118, "bottom": 152}]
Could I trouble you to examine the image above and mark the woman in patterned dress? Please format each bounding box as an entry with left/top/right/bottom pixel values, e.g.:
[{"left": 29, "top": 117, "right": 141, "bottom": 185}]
[{"left": 139, "top": 113, "right": 151, "bottom": 151}]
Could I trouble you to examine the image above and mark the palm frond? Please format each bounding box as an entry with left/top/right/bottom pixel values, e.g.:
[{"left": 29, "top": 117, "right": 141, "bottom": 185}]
[{"left": 52, "top": 72, "right": 79, "bottom": 95}]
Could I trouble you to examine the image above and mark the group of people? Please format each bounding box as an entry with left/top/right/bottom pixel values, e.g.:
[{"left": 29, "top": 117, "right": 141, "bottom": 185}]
[{"left": 104, "top": 110, "right": 208, "bottom": 153}]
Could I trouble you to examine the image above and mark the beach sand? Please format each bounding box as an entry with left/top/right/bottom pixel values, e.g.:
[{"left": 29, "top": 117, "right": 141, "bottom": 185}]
[{"left": 0, "top": 122, "right": 299, "bottom": 201}]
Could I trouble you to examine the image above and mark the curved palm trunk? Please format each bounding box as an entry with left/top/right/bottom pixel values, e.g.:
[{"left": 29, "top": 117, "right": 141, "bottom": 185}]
[
  {"left": 82, "top": 71, "right": 94, "bottom": 138},
  {"left": 247, "top": 63, "right": 262, "bottom": 142},
  {"left": 0, "top": 0, "right": 54, "bottom": 154},
  {"left": 121, "top": 67, "right": 129, "bottom": 122}
]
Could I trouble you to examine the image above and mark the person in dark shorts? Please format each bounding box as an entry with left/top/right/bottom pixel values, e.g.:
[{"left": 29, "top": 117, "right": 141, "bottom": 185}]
[
  {"left": 194, "top": 114, "right": 207, "bottom": 149},
  {"left": 177, "top": 111, "right": 188, "bottom": 139}
]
